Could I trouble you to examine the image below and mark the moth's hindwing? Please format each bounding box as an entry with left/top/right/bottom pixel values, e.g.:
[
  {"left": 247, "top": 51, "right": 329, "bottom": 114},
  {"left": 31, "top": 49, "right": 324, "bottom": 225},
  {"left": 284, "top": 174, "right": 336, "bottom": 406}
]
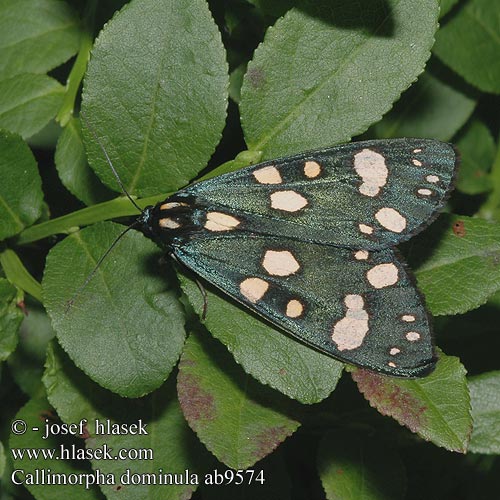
[
  {"left": 180, "top": 138, "right": 457, "bottom": 250},
  {"left": 174, "top": 234, "right": 435, "bottom": 377}
]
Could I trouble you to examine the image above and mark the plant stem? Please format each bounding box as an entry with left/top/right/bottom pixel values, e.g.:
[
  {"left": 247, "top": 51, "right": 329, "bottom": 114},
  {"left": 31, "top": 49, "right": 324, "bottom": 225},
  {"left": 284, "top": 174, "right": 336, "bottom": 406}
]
[
  {"left": 15, "top": 193, "right": 169, "bottom": 246},
  {"left": 0, "top": 249, "right": 43, "bottom": 302},
  {"left": 57, "top": 31, "right": 94, "bottom": 126}
]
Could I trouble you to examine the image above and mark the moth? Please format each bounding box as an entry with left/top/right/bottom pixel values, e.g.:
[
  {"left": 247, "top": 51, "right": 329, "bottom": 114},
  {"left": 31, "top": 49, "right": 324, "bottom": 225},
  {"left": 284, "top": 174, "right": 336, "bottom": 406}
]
[{"left": 133, "top": 138, "right": 457, "bottom": 378}]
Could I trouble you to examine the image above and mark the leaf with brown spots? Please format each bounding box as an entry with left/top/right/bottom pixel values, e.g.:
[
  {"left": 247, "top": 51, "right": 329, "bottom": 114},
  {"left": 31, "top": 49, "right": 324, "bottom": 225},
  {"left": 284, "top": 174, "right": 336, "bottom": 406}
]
[
  {"left": 452, "top": 220, "right": 466, "bottom": 237},
  {"left": 179, "top": 273, "right": 343, "bottom": 404},
  {"left": 177, "top": 329, "right": 300, "bottom": 469},
  {"left": 240, "top": 0, "right": 440, "bottom": 158},
  {"left": 350, "top": 351, "right": 472, "bottom": 453},
  {"left": 409, "top": 214, "right": 500, "bottom": 315}
]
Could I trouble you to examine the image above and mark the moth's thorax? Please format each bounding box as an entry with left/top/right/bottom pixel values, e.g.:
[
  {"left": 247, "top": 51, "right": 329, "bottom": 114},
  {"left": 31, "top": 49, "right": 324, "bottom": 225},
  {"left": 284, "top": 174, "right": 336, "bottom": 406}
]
[{"left": 140, "top": 194, "right": 242, "bottom": 249}]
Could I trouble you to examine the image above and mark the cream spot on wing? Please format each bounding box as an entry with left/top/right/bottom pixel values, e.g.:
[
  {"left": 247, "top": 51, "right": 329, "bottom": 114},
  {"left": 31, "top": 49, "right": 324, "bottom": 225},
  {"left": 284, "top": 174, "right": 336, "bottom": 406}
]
[
  {"left": 426, "top": 175, "right": 439, "bottom": 183},
  {"left": 204, "top": 212, "right": 241, "bottom": 232},
  {"left": 418, "top": 188, "right": 433, "bottom": 196},
  {"left": 304, "top": 161, "right": 321, "bottom": 178},
  {"left": 366, "top": 263, "right": 399, "bottom": 289},
  {"left": 412, "top": 159, "right": 423, "bottom": 166},
  {"left": 331, "top": 294, "right": 369, "bottom": 351},
  {"left": 413, "top": 148, "right": 422, "bottom": 153},
  {"left": 390, "top": 347, "right": 401, "bottom": 355},
  {"left": 402, "top": 314, "right": 416, "bottom": 322},
  {"left": 286, "top": 299, "right": 304, "bottom": 318},
  {"left": 159, "top": 218, "right": 180, "bottom": 229},
  {"left": 240, "top": 278, "right": 269, "bottom": 303},
  {"left": 253, "top": 165, "right": 282, "bottom": 184},
  {"left": 160, "top": 201, "right": 187, "bottom": 210},
  {"left": 388, "top": 361, "right": 397, "bottom": 368},
  {"left": 359, "top": 224, "right": 374, "bottom": 235},
  {"left": 262, "top": 250, "right": 300, "bottom": 276},
  {"left": 406, "top": 331, "right": 421, "bottom": 342},
  {"left": 375, "top": 207, "right": 407, "bottom": 233},
  {"left": 354, "top": 250, "right": 369, "bottom": 260},
  {"left": 270, "top": 190, "right": 308, "bottom": 212},
  {"left": 354, "top": 149, "right": 388, "bottom": 197}
]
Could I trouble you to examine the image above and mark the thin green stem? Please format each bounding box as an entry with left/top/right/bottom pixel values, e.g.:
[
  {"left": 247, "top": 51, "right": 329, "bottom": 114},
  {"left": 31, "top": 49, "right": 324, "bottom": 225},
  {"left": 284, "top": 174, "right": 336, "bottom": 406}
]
[
  {"left": 57, "top": 30, "right": 94, "bottom": 126},
  {"left": 14, "top": 193, "right": 169, "bottom": 246},
  {"left": 0, "top": 248, "right": 43, "bottom": 302}
]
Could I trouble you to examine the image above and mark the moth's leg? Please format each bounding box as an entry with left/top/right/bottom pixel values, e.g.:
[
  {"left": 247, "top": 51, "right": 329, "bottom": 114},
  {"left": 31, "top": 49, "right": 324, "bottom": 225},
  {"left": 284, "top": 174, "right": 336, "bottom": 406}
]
[{"left": 169, "top": 252, "right": 208, "bottom": 319}]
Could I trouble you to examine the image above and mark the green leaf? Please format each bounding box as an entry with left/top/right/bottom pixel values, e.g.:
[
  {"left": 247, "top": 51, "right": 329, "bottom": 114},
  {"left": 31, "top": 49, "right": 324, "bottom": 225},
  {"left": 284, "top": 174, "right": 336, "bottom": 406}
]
[
  {"left": 0, "top": 73, "right": 65, "bottom": 138},
  {"left": 351, "top": 351, "right": 471, "bottom": 453},
  {"left": 0, "top": 0, "right": 81, "bottom": 79},
  {"left": 468, "top": 371, "right": 500, "bottom": 454},
  {"left": 318, "top": 431, "right": 406, "bottom": 500},
  {"left": 439, "top": 0, "right": 460, "bottom": 17},
  {"left": 434, "top": 0, "right": 500, "bottom": 94},
  {"left": 0, "top": 440, "right": 4, "bottom": 477},
  {"left": 409, "top": 214, "right": 500, "bottom": 315},
  {"left": 455, "top": 120, "right": 495, "bottom": 195},
  {"left": 246, "top": 0, "right": 294, "bottom": 18},
  {"left": 82, "top": 0, "right": 229, "bottom": 197},
  {"left": 0, "top": 278, "right": 23, "bottom": 362},
  {"left": 9, "top": 394, "right": 101, "bottom": 500},
  {"left": 8, "top": 301, "right": 55, "bottom": 396},
  {"left": 42, "top": 222, "right": 186, "bottom": 397},
  {"left": 55, "top": 117, "right": 113, "bottom": 205},
  {"left": 372, "top": 69, "right": 476, "bottom": 141},
  {"left": 0, "top": 130, "right": 43, "bottom": 240},
  {"left": 177, "top": 329, "right": 300, "bottom": 469},
  {"left": 43, "top": 342, "right": 205, "bottom": 500},
  {"left": 179, "top": 273, "right": 343, "bottom": 404},
  {"left": 240, "top": 0, "right": 440, "bottom": 158},
  {"left": 479, "top": 131, "right": 500, "bottom": 221}
]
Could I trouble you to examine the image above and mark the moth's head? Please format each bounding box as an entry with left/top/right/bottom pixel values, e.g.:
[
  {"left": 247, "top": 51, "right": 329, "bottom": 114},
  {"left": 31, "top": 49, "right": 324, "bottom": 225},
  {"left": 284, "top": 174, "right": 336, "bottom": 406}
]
[{"left": 136, "top": 205, "right": 156, "bottom": 238}]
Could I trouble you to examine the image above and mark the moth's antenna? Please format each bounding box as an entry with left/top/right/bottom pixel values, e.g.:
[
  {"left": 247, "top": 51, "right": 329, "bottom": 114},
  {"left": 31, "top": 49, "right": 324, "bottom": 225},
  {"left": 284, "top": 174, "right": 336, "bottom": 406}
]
[
  {"left": 79, "top": 110, "right": 142, "bottom": 213},
  {"left": 65, "top": 222, "right": 138, "bottom": 312}
]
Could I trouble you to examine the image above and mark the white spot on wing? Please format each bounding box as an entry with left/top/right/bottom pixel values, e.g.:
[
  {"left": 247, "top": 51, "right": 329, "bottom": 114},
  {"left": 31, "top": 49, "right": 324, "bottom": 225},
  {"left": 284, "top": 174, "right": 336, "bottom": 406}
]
[
  {"left": 406, "top": 331, "right": 421, "bottom": 342},
  {"left": 159, "top": 218, "right": 180, "bottom": 229},
  {"left": 262, "top": 250, "right": 300, "bottom": 276},
  {"left": 240, "top": 278, "right": 269, "bottom": 303},
  {"left": 270, "top": 191, "right": 308, "bottom": 212},
  {"left": 304, "top": 161, "right": 321, "bottom": 178},
  {"left": 366, "top": 263, "right": 399, "bottom": 289},
  {"left": 375, "top": 207, "right": 407, "bottom": 233},
  {"left": 253, "top": 166, "right": 282, "bottom": 184},
  {"left": 413, "top": 148, "right": 422, "bottom": 153},
  {"left": 331, "top": 294, "right": 369, "bottom": 351},
  {"left": 402, "top": 314, "right": 416, "bottom": 322},
  {"left": 205, "top": 212, "right": 241, "bottom": 232},
  {"left": 359, "top": 224, "right": 374, "bottom": 235},
  {"left": 160, "top": 201, "right": 187, "bottom": 210},
  {"left": 354, "top": 149, "right": 388, "bottom": 197},
  {"left": 418, "top": 188, "right": 433, "bottom": 196},
  {"left": 286, "top": 299, "right": 304, "bottom": 318},
  {"left": 412, "top": 159, "right": 423, "bottom": 166},
  {"left": 388, "top": 361, "right": 397, "bottom": 368},
  {"left": 426, "top": 175, "right": 439, "bottom": 183},
  {"left": 354, "top": 250, "right": 369, "bottom": 260},
  {"left": 390, "top": 347, "right": 401, "bottom": 355}
]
